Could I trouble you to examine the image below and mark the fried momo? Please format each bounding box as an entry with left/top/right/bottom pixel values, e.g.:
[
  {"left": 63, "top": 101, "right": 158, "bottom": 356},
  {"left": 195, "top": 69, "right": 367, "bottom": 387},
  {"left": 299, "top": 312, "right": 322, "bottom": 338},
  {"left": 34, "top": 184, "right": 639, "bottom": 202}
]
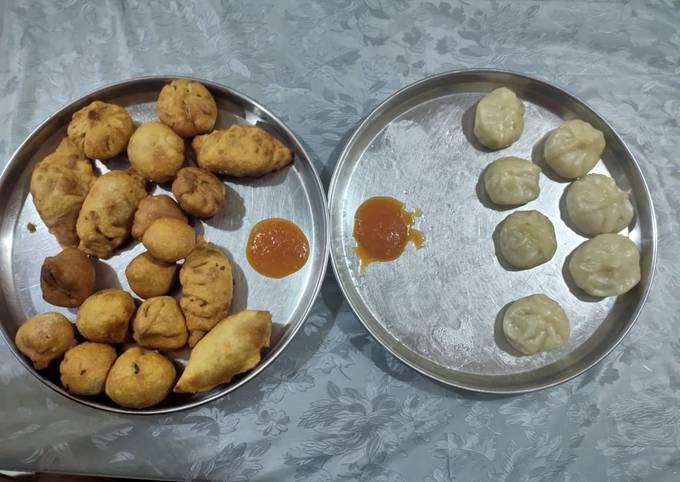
[
  {"left": 125, "top": 252, "right": 178, "bottom": 299},
  {"left": 192, "top": 124, "right": 293, "bottom": 178},
  {"left": 105, "top": 347, "right": 176, "bottom": 409},
  {"left": 142, "top": 218, "right": 196, "bottom": 263},
  {"left": 131, "top": 195, "right": 187, "bottom": 241},
  {"left": 40, "top": 247, "right": 95, "bottom": 307},
  {"left": 157, "top": 79, "right": 217, "bottom": 137},
  {"left": 179, "top": 238, "right": 233, "bottom": 346},
  {"left": 15, "top": 312, "right": 75, "bottom": 369},
  {"left": 127, "top": 121, "right": 185, "bottom": 182},
  {"left": 76, "top": 170, "right": 147, "bottom": 258},
  {"left": 132, "top": 296, "right": 188, "bottom": 350},
  {"left": 171, "top": 167, "right": 225, "bottom": 218},
  {"left": 67, "top": 101, "right": 134, "bottom": 160},
  {"left": 59, "top": 342, "right": 117, "bottom": 395},
  {"left": 174, "top": 310, "right": 272, "bottom": 393},
  {"left": 30, "top": 138, "right": 96, "bottom": 247},
  {"left": 76, "top": 289, "right": 136, "bottom": 343}
]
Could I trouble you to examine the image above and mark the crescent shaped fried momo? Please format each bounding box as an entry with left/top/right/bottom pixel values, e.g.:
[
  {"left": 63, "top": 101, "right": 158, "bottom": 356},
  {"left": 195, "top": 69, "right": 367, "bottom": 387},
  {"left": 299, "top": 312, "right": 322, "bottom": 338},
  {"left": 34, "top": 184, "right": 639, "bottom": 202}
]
[
  {"left": 30, "top": 138, "right": 96, "bottom": 247},
  {"left": 76, "top": 170, "right": 147, "bottom": 258},
  {"left": 174, "top": 310, "right": 272, "bottom": 393},
  {"left": 179, "top": 238, "right": 233, "bottom": 346},
  {"left": 192, "top": 124, "right": 293, "bottom": 178}
]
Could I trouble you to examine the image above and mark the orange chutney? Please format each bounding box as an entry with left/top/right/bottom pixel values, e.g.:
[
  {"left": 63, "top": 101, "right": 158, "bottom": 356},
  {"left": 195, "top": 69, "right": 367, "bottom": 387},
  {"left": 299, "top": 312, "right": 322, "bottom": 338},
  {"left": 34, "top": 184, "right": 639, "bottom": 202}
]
[
  {"left": 246, "top": 218, "right": 310, "bottom": 278},
  {"left": 352, "top": 196, "right": 424, "bottom": 273}
]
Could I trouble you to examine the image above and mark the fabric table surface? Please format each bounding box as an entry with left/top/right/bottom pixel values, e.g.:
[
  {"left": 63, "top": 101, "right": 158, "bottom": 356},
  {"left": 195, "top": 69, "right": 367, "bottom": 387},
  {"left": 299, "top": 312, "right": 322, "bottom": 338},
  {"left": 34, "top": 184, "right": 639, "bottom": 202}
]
[{"left": 1, "top": 1, "right": 679, "bottom": 481}]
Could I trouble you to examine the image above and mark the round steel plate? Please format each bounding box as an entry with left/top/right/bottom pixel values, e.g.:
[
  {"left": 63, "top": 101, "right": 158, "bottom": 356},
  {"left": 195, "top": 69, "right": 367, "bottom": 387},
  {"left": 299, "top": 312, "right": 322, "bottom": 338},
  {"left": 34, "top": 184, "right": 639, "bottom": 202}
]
[
  {"left": 329, "top": 69, "right": 656, "bottom": 394},
  {"left": 0, "top": 77, "right": 329, "bottom": 414}
]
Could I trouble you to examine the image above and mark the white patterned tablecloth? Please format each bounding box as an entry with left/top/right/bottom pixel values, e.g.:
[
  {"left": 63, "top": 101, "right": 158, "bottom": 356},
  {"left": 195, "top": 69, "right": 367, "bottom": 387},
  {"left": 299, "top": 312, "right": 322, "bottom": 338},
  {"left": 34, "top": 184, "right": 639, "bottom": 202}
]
[{"left": 1, "top": 1, "right": 679, "bottom": 481}]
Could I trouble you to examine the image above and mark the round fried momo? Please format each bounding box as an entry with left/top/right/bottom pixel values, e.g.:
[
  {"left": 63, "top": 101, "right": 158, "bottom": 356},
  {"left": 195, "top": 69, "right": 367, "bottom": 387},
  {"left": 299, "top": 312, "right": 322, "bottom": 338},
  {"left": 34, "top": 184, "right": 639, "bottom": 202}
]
[
  {"left": 60, "top": 342, "right": 117, "bottom": 395},
  {"left": 132, "top": 195, "right": 187, "bottom": 241},
  {"left": 127, "top": 122, "right": 184, "bottom": 183},
  {"left": 544, "top": 120, "right": 605, "bottom": 179},
  {"left": 125, "top": 252, "right": 177, "bottom": 299},
  {"left": 568, "top": 233, "right": 640, "bottom": 297},
  {"left": 566, "top": 174, "right": 633, "bottom": 236},
  {"left": 40, "top": 247, "right": 95, "bottom": 307},
  {"left": 76, "top": 289, "right": 136, "bottom": 343},
  {"left": 473, "top": 87, "right": 525, "bottom": 149},
  {"left": 502, "top": 294, "right": 570, "bottom": 355},
  {"left": 67, "top": 101, "right": 134, "bottom": 160},
  {"left": 142, "top": 218, "right": 196, "bottom": 262},
  {"left": 132, "top": 296, "right": 188, "bottom": 350},
  {"left": 105, "top": 347, "right": 176, "bottom": 409},
  {"left": 171, "top": 167, "right": 225, "bottom": 218},
  {"left": 157, "top": 79, "right": 217, "bottom": 137},
  {"left": 15, "top": 312, "right": 75, "bottom": 369},
  {"left": 484, "top": 157, "right": 540, "bottom": 206},
  {"left": 498, "top": 210, "right": 556, "bottom": 269}
]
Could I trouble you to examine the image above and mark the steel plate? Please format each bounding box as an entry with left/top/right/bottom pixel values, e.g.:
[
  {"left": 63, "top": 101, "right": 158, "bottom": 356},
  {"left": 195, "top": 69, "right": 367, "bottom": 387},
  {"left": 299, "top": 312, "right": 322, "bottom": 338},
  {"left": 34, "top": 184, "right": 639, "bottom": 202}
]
[
  {"left": 329, "top": 70, "right": 656, "bottom": 394},
  {"left": 0, "top": 77, "right": 329, "bottom": 414}
]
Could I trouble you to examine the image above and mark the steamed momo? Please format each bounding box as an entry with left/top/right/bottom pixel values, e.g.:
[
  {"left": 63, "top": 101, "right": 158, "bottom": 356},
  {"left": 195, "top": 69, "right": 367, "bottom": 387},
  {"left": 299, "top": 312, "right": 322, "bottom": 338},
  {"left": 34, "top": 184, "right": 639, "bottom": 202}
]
[
  {"left": 498, "top": 210, "right": 557, "bottom": 269},
  {"left": 566, "top": 174, "right": 634, "bottom": 236},
  {"left": 484, "top": 157, "right": 540, "bottom": 206},
  {"left": 544, "top": 120, "right": 605, "bottom": 179},
  {"left": 473, "top": 87, "right": 525, "bottom": 149},
  {"left": 502, "top": 294, "right": 570, "bottom": 355},
  {"left": 568, "top": 234, "right": 641, "bottom": 297}
]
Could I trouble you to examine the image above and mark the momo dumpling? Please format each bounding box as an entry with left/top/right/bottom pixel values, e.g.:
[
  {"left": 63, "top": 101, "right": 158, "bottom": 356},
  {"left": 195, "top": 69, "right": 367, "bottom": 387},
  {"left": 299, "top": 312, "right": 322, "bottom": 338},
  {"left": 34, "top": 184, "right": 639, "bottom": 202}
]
[
  {"left": 498, "top": 210, "right": 556, "bottom": 269},
  {"left": 483, "top": 156, "right": 540, "bottom": 206},
  {"left": 566, "top": 174, "right": 634, "bottom": 236},
  {"left": 568, "top": 233, "right": 640, "bottom": 297},
  {"left": 502, "top": 294, "right": 570, "bottom": 355},
  {"left": 473, "top": 87, "right": 525, "bottom": 149},
  {"left": 544, "top": 120, "right": 605, "bottom": 179}
]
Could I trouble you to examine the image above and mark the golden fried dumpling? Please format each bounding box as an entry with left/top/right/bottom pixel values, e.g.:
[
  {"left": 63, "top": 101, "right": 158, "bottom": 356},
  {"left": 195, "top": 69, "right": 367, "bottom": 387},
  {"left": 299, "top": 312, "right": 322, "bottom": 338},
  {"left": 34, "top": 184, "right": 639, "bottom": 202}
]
[
  {"left": 67, "top": 101, "right": 135, "bottom": 160},
  {"left": 105, "top": 347, "right": 176, "bottom": 409},
  {"left": 179, "top": 238, "right": 233, "bottom": 346},
  {"left": 15, "top": 312, "right": 76, "bottom": 369},
  {"left": 76, "top": 170, "right": 147, "bottom": 258},
  {"left": 127, "top": 121, "right": 185, "bottom": 182},
  {"left": 192, "top": 124, "right": 293, "bottom": 178},
  {"left": 76, "top": 289, "right": 136, "bottom": 343},
  {"left": 125, "top": 252, "right": 178, "bottom": 299},
  {"left": 30, "top": 138, "right": 96, "bottom": 247},
  {"left": 142, "top": 218, "right": 196, "bottom": 263},
  {"left": 157, "top": 79, "right": 217, "bottom": 137},
  {"left": 40, "top": 247, "right": 96, "bottom": 307},
  {"left": 60, "top": 342, "right": 117, "bottom": 395},
  {"left": 174, "top": 310, "right": 272, "bottom": 393},
  {"left": 131, "top": 195, "right": 187, "bottom": 241},
  {"left": 171, "top": 167, "right": 225, "bottom": 218},
  {"left": 132, "top": 296, "right": 188, "bottom": 350}
]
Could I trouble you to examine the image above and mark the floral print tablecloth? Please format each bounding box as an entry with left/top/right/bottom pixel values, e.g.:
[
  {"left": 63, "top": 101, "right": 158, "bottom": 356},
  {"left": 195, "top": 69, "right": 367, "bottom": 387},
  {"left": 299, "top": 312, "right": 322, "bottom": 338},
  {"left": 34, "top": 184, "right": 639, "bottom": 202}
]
[{"left": 1, "top": 1, "right": 679, "bottom": 481}]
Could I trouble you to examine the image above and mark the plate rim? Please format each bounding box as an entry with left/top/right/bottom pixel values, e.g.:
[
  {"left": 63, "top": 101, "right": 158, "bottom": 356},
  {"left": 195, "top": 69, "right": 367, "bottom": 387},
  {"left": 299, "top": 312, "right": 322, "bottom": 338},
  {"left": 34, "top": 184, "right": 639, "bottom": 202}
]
[
  {"left": 328, "top": 68, "right": 658, "bottom": 394},
  {"left": 0, "top": 75, "right": 330, "bottom": 415}
]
